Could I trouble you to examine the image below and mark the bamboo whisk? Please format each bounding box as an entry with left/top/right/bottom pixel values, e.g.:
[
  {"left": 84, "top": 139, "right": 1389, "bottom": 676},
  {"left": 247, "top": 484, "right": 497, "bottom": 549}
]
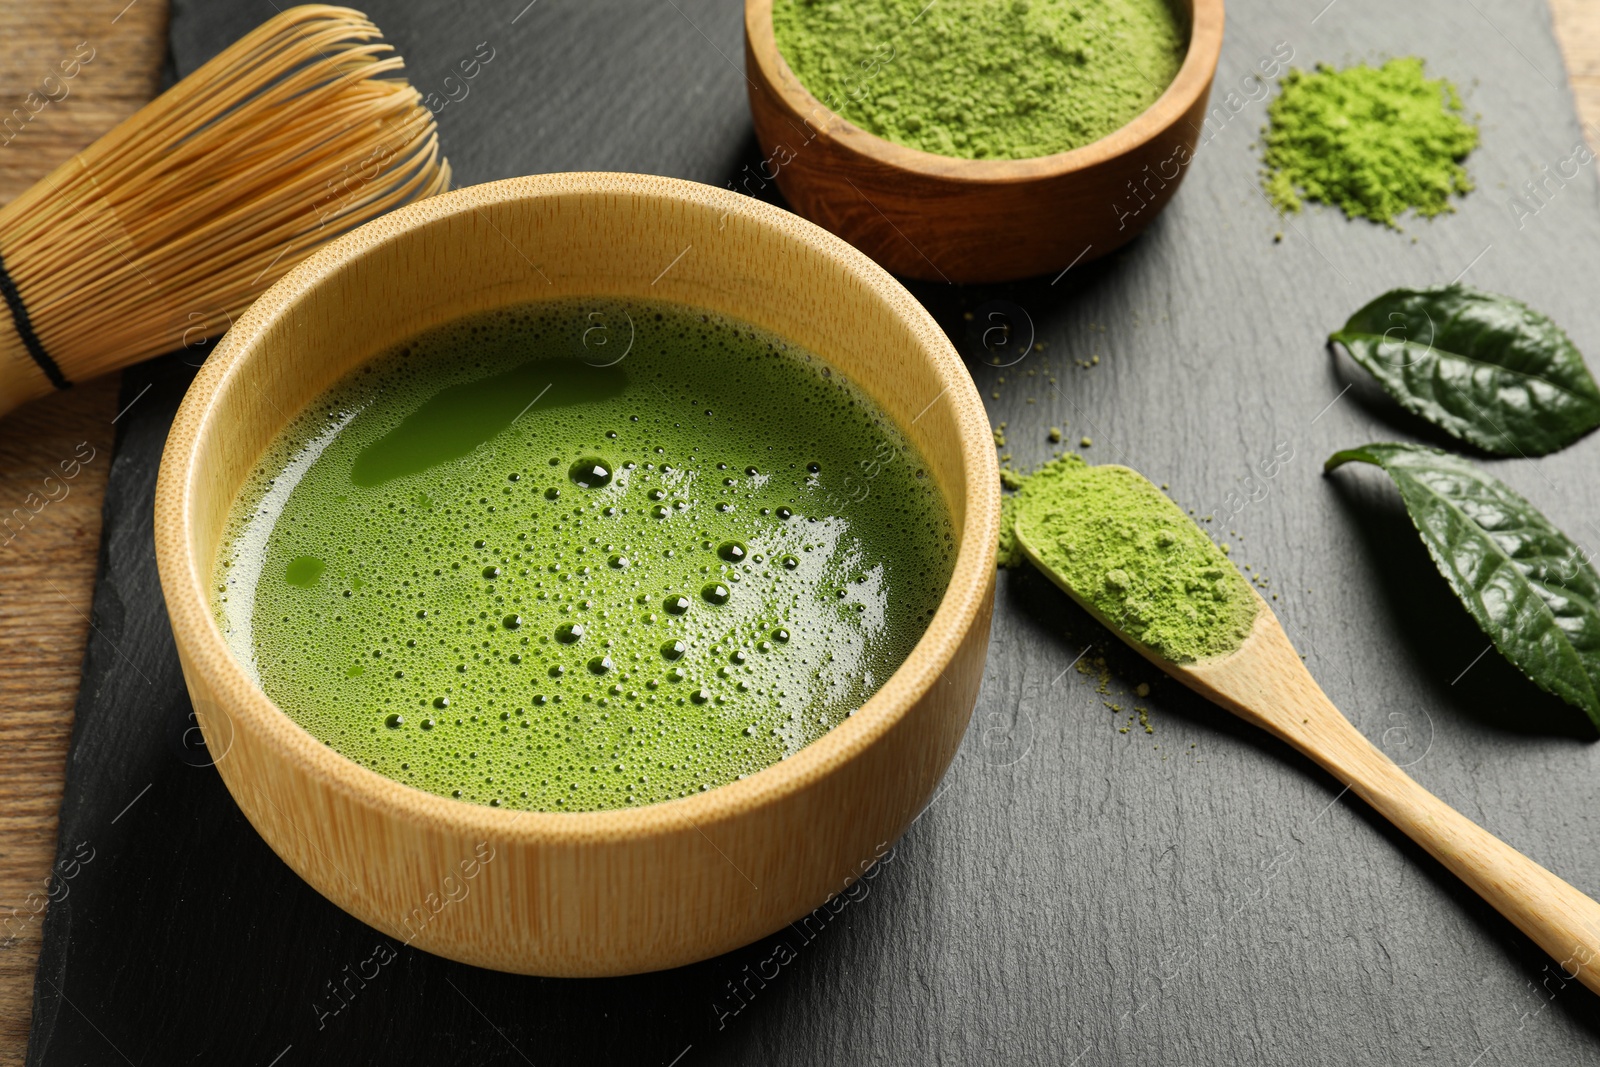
[{"left": 0, "top": 4, "right": 450, "bottom": 417}]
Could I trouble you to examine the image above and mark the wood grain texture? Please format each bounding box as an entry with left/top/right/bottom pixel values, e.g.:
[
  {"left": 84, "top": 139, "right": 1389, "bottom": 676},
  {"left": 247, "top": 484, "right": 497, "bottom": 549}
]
[
  {"left": 153, "top": 173, "right": 999, "bottom": 975},
  {"left": 0, "top": 5, "right": 449, "bottom": 417},
  {"left": 15, "top": 0, "right": 1600, "bottom": 1062},
  {"left": 1552, "top": 0, "right": 1600, "bottom": 134},
  {"left": 742, "top": 0, "right": 1224, "bottom": 282},
  {"left": 0, "top": 1, "right": 165, "bottom": 1063}
]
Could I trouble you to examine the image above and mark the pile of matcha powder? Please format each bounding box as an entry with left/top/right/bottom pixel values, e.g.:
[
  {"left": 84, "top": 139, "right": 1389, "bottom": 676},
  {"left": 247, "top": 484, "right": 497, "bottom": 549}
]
[
  {"left": 772, "top": 0, "right": 1187, "bottom": 160},
  {"left": 1262, "top": 57, "right": 1479, "bottom": 226},
  {"left": 999, "top": 456, "right": 1259, "bottom": 664}
]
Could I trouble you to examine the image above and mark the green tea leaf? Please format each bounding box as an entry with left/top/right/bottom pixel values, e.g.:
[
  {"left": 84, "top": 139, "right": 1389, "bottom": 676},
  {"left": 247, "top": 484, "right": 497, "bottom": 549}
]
[
  {"left": 1329, "top": 285, "right": 1600, "bottom": 456},
  {"left": 1325, "top": 442, "right": 1600, "bottom": 729}
]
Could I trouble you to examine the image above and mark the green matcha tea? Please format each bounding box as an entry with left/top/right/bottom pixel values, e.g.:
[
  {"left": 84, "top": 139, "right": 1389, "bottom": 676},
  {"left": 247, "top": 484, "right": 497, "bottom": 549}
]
[{"left": 215, "top": 299, "right": 953, "bottom": 812}]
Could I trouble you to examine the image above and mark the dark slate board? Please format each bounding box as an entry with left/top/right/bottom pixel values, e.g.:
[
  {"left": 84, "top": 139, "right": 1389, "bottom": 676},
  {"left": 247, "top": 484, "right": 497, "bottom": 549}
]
[{"left": 29, "top": 0, "right": 1600, "bottom": 1062}]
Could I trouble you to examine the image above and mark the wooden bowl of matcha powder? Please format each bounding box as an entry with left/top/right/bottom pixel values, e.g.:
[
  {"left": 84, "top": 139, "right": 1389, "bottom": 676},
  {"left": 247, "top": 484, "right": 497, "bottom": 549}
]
[{"left": 744, "top": 0, "right": 1223, "bottom": 283}]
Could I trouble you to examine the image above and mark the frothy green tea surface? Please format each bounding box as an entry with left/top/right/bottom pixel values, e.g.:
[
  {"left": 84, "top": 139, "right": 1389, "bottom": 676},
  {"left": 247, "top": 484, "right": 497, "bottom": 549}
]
[{"left": 216, "top": 300, "right": 953, "bottom": 812}]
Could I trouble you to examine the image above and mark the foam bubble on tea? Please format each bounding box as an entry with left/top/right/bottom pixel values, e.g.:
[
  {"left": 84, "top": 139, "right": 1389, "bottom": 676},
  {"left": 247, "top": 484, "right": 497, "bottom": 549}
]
[{"left": 215, "top": 299, "right": 954, "bottom": 812}]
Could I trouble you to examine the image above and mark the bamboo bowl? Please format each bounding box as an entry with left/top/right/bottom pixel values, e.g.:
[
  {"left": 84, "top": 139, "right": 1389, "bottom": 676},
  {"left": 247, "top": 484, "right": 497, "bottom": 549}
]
[
  {"left": 743, "top": 0, "right": 1224, "bottom": 283},
  {"left": 154, "top": 173, "right": 999, "bottom": 976}
]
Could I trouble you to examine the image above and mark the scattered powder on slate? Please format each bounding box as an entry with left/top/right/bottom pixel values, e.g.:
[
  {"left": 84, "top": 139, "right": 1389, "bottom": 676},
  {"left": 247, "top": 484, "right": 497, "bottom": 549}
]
[
  {"left": 772, "top": 0, "right": 1187, "bottom": 160},
  {"left": 1262, "top": 57, "right": 1479, "bottom": 226},
  {"left": 1000, "top": 456, "right": 1259, "bottom": 664}
]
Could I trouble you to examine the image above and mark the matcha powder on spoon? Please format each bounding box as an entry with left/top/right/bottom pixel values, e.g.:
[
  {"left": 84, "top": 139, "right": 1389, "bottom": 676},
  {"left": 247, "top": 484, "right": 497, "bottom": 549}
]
[
  {"left": 772, "top": 0, "right": 1187, "bottom": 160},
  {"left": 1002, "top": 456, "right": 1259, "bottom": 664}
]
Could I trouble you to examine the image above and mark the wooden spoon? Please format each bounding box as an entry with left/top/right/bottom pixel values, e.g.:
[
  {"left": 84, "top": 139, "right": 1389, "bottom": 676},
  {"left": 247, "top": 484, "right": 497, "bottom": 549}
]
[{"left": 1014, "top": 485, "right": 1600, "bottom": 995}]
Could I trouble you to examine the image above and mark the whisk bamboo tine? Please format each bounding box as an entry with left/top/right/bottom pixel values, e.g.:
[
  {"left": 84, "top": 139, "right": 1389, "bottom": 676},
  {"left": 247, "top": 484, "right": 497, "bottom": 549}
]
[{"left": 0, "top": 5, "right": 450, "bottom": 416}]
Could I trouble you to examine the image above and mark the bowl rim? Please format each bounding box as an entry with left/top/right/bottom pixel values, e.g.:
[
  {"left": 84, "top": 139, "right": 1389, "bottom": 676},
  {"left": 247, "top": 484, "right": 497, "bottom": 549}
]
[
  {"left": 154, "top": 172, "right": 1000, "bottom": 847},
  {"left": 744, "top": 0, "right": 1226, "bottom": 182}
]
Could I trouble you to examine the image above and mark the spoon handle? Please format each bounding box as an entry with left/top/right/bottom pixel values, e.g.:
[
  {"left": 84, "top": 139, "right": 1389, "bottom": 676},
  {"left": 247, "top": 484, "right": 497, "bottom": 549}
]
[
  {"left": 1016, "top": 512, "right": 1600, "bottom": 992},
  {"left": 1313, "top": 717, "right": 1600, "bottom": 995},
  {"left": 1182, "top": 612, "right": 1600, "bottom": 995},
  {"left": 1197, "top": 658, "right": 1600, "bottom": 992}
]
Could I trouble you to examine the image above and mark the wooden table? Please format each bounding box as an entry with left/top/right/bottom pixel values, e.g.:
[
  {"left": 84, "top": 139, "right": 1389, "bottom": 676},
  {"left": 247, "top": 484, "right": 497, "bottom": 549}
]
[
  {"left": 0, "top": 1, "right": 168, "bottom": 1057},
  {"left": 0, "top": 1, "right": 1596, "bottom": 1061},
  {"left": 1555, "top": 0, "right": 1600, "bottom": 125}
]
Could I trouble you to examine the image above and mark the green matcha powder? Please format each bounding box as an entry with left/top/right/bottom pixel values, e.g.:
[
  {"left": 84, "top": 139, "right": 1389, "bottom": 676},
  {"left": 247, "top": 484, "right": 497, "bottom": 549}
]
[
  {"left": 773, "top": 0, "right": 1187, "bottom": 160},
  {"left": 1262, "top": 57, "right": 1479, "bottom": 226},
  {"left": 1000, "top": 456, "right": 1257, "bottom": 664}
]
